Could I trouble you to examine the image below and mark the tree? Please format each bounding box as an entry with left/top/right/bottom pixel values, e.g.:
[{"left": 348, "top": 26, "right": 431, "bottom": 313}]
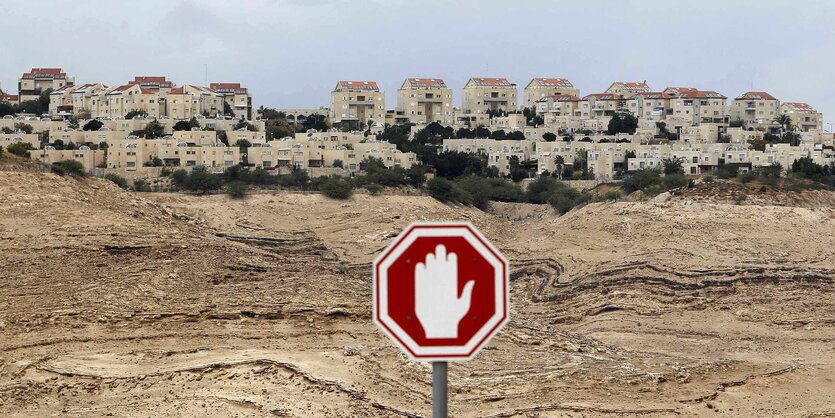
[
  {"left": 661, "top": 158, "right": 685, "bottom": 175},
  {"left": 607, "top": 112, "right": 638, "bottom": 135},
  {"left": 265, "top": 118, "right": 294, "bottom": 140},
  {"left": 542, "top": 132, "right": 557, "bottom": 142},
  {"left": 184, "top": 169, "right": 222, "bottom": 193},
  {"left": 506, "top": 130, "right": 525, "bottom": 141},
  {"left": 39, "top": 88, "right": 53, "bottom": 114},
  {"left": 223, "top": 101, "right": 234, "bottom": 117},
  {"left": 83, "top": 119, "right": 104, "bottom": 131},
  {"left": 104, "top": 173, "right": 128, "bottom": 189},
  {"left": 0, "top": 102, "right": 15, "bottom": 117},
  {"left": 14, "top": 123, "right": 33, "bottom": 134},
  {"left": 489, "top": 129, "right": 507, "bottom": 140},
  {"left": 332, "top": 159, "right": 343, "bottom": 168},
  {"left": 233, "top": 118, "right": 257, "bottom": 131},
  {"left": 143, "top": 119, "right": 165, "bottom": 139},
  {"left": 554, "top": 155, "right": 565, "bottom": 179},
  {"left": 774, "top": 114, "right": 794, "bottom": 132},
  {"left": 226, "top": 181, "right": 248, "bottom": 199},
  {"left": 125, "top": 109, "right": 148, "bottom": 119},
  {"left": 172, "top": 120, "right": 192, "bottom": 131},
  {"left": 426, "top": 177, "right": 471, "bottom": 205}
]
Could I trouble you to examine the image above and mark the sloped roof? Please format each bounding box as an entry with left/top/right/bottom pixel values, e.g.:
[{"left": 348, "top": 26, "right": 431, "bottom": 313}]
[
  {"left": 22, "top": 68, "right": 67, "bottom": 79},
  {"left": 405, "top": 78, "right": 447, "bottom": 88},
  {"left": 529, "top": 77, "right": 574, "bottom": 88},
  {"left": 735, "top": 91, "right": 778, "bottom": 101},
  {"left": 537, "top": 94, "right": 580, "bottom": 102},
  {"left": 631, "top": 92, "right": 675, "bottom": 99},
  {"left": 130, "top": 76, "right": 174, "bottom": 88},
  {"left": 607, "top": 81, "right": 651, "bottom": 92},
  {"left": 677, "top": 90, "right": 727, "bottom": 99},
  {"left": 336, "top": 81, "right": 380, "bottom": 91},
  {"left": 210, "top": 82, "right": 248, "bottom": 94},
  {"left": 467, "top": 77, "right": 513, "bottom": 87},
  {"left": 583, "top": 93, "right": 624, "bottom": 101},
  {"left": 781, "top": 102, "right": 817, "bottom": 112}
]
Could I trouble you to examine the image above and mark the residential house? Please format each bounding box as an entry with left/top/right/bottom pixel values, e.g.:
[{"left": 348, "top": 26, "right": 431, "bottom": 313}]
[
  {"left": 523, "top": 78, "right": 579, "bottom": 109},
  {"left": 330, "top": 81, "right": 386, "bottom": 127},
  {"left": 396, "top": 78, "right": 454, "bottom": 125}
]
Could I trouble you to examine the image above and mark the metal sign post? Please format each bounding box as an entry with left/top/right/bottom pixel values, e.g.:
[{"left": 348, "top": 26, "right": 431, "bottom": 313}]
[{"left": 432, "top": 361, "right": 447, "bottom": 418}]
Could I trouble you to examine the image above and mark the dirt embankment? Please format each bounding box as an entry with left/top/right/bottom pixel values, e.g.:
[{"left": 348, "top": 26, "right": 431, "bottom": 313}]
[{"left": 1, "top": 168, "right": 834, "bottom": 417}]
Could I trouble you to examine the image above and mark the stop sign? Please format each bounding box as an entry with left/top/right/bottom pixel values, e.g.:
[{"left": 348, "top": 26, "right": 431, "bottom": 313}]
[{"left": 373, "top": 222, "right": 509, "bottom": 361}]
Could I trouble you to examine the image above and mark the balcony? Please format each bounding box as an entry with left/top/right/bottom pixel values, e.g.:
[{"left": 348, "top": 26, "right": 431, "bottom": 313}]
[
  {"left": 417, "top": 97, "right": 443, "bottom": 103},
  {"left": 483, "top": 97, "right": 508, "bottom": 102}
]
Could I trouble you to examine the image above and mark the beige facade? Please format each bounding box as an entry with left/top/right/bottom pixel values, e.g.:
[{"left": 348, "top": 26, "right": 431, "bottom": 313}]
[
  {"left": 209, "top": 83, "right": 252, "bottom": 120},
  {"left": 99, "top": 84, "right": 163, "bottom": 119},
  {"left": 32, "top": 148, "right": 104, "bottom": 172},
  {"left": 461, "top": 77, "right": 518, "bottom": 115},
  {"left": 730, "top": 92, "right": 779, "bottom": 127},
  {"left": 780, "top": 102, "right": 823, "bottom": 132},
  {"left": 18, "top": 68, "right": 74, "bottom": 104},
  {"left": 524, "top": 78, "right": 579, "bottom": 109},
  {"left": 396, "top": 78, "right": 453, "bottom": 125},
  {"left": 626, "top": 92, "right": 674, "bottom": 120},
  {"left": 580, "top": 93, "right": 624, "bottom": 119},
  {"left": 535, "top": 94, "right": 581, "bottom": 117},
  {"left": 330, "top": 81, "right": 385, "bottom": 127},
  {"left": 0, "top": 133, "right": 41, "bottom": 150},
  {"left": 666, "top": 89, "right": 728, "bottom": 127}
]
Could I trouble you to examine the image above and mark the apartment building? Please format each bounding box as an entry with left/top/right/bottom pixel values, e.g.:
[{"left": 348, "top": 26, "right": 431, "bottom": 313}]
[
  {"left": 166, "top": 85, "right": 224, "bottom": 119},
  {"left": 330, "top": 81, "right": 385, "bottom": 127},
  {"left": 780, "top": 102, "right": 822, "bottom": 132},
  {"left": 535, "top": 94, "right": 581, "bottom": 116},
  {"left": 98, "top": 84, "right": 163, "bottom": 119},
  {"left": 666, "top": 89, "right": 728, "bottom": 127},
  {"left": 523, "top": 78, "right": 580, "bottom": 109},
  {"left": 461, "top": 77, "right": 518, "bottom": 115},
  {"left": 395, "top": 78, "right": 453, "bottom": 124},
  {"left": 605, "top": 81, "right": 652, "bottom": 95},
  {"left": 580, "top": 93, "right": 625, "bottom": 119},
  {"left": 129, "top": 76, "right": 174, "bottom": 93},
  {"left": 17, "top": 68, "right": 74, "bottom": 104},
  {"left": 627, "top": 92, "right": 675, "bottom": 120},
  {"left": 107, "top": 137, "right": 239, "bottom": 171},
  {"left": 209, "top": 83, "right": 252, "bottom": 120},
  {"left": 730, "top": 92, "right": 779, "bottom": 127}
]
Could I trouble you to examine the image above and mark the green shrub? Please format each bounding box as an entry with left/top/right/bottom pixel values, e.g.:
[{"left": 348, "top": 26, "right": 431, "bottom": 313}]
[
  {"left": 170, "top": 169, "right": 189, "bottom": 186},
  {"left": 227, "top": 181, "right": 248, "bottom": 199},
  {"left": 7, "top": 142, "right": 34, "bottom": 157},
  {"left": 426, "top": 177, "right": 471, "bottom": 205},
  {"left": 54, "top": 160, "right": 86, "bottom": 177},
  {"left": 364, "top": 183, "right": 383, "bottom": 195},
  {"left": 662, "top": 173, "right": 689, "bottom": 190},
  {"left": 183, "top": 169, "right": 222, "bottom": 194},
  {"left": 703, "top": 175, "right": 715, "bottom": 183},
  {"left": 132, "top": 178, "right": 151, "bottom": 192},
  {"left": 160, "top": 167, "right": 173, "bottom": 177},
  {"left": 525, "top": 175, "right": 560, "bottom": 204},
  {"left": 622, "top": 169, "right": 662, "bottom": 193},
  {"left": 456, "top": 175, "right": 523, "bottom": 210},
  {"left": 103, "top": 173, "right": 128, "bottom": 189},
  {"left": 278, "top": 168, "right": 310, "bottom": 189},
  {"left": 318, "top": 176, "right": 353, "bottom": 199},
  {"left": 739, "top": 171, "right": 757, "bottom": 183}
]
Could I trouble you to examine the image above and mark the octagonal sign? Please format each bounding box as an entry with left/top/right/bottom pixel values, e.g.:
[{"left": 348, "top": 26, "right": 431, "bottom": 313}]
[{"left": 373, "top": 222, "right": 509, "bottom": 362}]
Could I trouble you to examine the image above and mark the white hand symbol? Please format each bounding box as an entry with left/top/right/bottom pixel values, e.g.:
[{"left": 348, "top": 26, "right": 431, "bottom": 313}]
[{"left": 414, "top": 245, "right": 475, "bottom": 339}]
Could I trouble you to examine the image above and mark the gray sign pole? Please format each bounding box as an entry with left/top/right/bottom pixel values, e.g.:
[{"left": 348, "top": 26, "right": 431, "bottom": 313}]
[{"left": 432, "top": 361, "right": 448, "bottom": 418}]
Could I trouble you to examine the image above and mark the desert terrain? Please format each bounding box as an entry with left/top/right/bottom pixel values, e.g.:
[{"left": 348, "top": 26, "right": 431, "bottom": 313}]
[{"left": 1, "top": 161, "right": 834, "bottom": 417}]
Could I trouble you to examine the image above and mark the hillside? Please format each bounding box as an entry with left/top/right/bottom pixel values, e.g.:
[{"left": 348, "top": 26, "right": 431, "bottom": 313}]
[{"left": 1, "top": 167, "right": 834, "bottom": 417}]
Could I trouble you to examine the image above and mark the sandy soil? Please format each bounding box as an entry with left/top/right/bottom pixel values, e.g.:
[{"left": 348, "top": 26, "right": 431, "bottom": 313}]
[{"left": 1, "top": 166, "right": 834, "bottom": 417}]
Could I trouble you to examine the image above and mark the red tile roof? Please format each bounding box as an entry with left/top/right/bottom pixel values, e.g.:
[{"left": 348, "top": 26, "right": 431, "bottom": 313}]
[
  {"left": 735, "top": 91, "right": 777, "bottom": 101},
  {"left": 210, "top": 82, "right": 248, "bottom": 94},
  {"left": 530, "top": 77, "right": 574, "bottom": 88},
  {"left": 21, "top": 68, "right": 67, "bottom": 79},
  {"left": 662, "top": 87, "right": 700, "bottom": 96},
  {"left": 677, "top": 90, "right": 727, "bottom": 99},
  {"left": 337, "top": 81, "right": 380, "bottom": 91},
  {"left": 609, "top": 81, "right": 651, "bottom": 92},
  {"left": 406, "top": 78, "right": 447, "bottom": 88},
  {"left": 0, "top": 93, "right": 18, "bottom": 102},
  {"left": 782, "top": 102, "right": 817, "bottom": 112},
  {"left": 468, "top": 77, "right": 513, "bottom": 87}
]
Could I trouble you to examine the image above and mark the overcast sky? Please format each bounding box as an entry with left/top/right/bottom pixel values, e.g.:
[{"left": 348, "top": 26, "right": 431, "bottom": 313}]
[{"left": 1, "top": 0, "right": 834, "bottom": 127}]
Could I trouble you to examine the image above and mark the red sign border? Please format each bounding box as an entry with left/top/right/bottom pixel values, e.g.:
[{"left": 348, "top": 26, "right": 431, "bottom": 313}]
[{"left": 373, "top": 222, "right": 509, "bottom": 361}]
